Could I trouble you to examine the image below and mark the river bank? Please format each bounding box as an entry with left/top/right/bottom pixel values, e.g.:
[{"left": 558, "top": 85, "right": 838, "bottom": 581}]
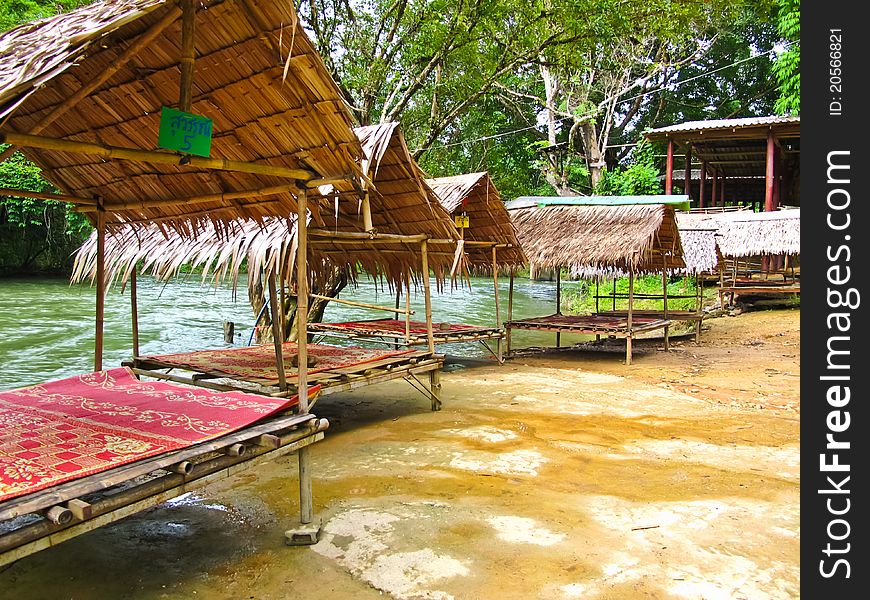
[{"left": 0, "top": 306, "right": 800, "bottom": 599}]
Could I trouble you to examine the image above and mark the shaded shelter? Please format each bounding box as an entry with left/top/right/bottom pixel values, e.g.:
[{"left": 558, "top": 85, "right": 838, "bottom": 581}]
[
  {"left": 0, "top": 0, "right": 366, "bottom": 563},
  {"left": 645, "top": 116, "right": 800, "bottom": 211},
  {"left": 506, "top": 202, "right": 685, "bottom": 364}
]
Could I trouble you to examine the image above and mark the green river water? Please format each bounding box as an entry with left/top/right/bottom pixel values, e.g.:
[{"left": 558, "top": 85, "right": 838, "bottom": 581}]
[{"left": 0, "top": 275, "right": 589, "bottom": 391}]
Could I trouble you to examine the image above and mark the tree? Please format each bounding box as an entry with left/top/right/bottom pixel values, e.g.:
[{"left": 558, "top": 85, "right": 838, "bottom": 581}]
[{"left": 772, "top": 0, "right": 799, "bottom": 115}]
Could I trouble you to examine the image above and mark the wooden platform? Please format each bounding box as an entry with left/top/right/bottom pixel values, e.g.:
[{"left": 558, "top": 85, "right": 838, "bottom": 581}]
[
  {"left": 505, "top": 313, "right": 672, "bottom": 365},
  {"left": 0, "top": 413, "right": 328, "bottom": 567},
  {"left": 128, "top": 349, "right": 445, "bottom": 411},
  {"left": 309, "top": 319, "right": 505, "bottom": 362}
]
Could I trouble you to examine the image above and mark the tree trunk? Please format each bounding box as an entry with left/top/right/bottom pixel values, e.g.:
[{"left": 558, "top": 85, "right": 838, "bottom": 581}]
[{"left": 578, "top": 121, "right": 605, "bottom": 188}]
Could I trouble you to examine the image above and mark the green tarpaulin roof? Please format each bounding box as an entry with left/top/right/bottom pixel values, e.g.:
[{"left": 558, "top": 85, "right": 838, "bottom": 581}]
[{"left": 507, "top": 195, "right": 691, "bottom": 211}]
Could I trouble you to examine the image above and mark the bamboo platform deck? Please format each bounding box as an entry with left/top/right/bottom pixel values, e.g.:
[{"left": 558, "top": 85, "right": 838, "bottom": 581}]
[
  {"left": 0, "top": 404, "right": 327, "bottom": 567},
  {"left": 309, "top": 319, "right": 505, "bottom": 362},
  {"left": 505, "top": 313, "right": 672, "bottom": 364},
  {"left": 128, "top": 347, "right": 445, "bottom": 411}
]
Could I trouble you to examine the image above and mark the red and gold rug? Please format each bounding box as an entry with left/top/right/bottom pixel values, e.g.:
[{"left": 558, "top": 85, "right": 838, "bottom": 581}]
[
  {"left": 147, "top": 342, "right": 415, "bottom": 384},
  {"left": 0, "top": 367, "right": 300, "bottom": 503}
]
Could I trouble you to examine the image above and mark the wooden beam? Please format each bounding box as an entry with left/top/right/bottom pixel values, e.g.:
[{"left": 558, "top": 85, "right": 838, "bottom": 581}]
[
  {"left": 78, "top": 184, "right": 298, "bottom": 213},
  {"left": 267, "top": 271, "right": 287, "bottom": 392},
  {"left": 308, "top": 229, "right": 427, "bottom": 242},
  {"left": 665, "top": 137, "right": 674, "bottom": 195},
  {"left": 295, "top": 187, "right": 313, "bottom": 526},
  {"left": 94, "top": 199, "right": 105, "bottom": 372},
  {"left": 626, "top": 263, "right": 634, "bottom": 366},
  {"left": 421, "top": 240, "right": 435, "bottom": 353},
  {"left": 766, "top": 130, "right": 776, "bottom": 211},
  {"left": 0, "top": 5, "right": 183, "bottom": 164},
  {"left": 310, "top": 294, "right": 413, "bottom": 314},
  {"left": 179, "top": 0, "right": 196, "bottom": 113},
  {"left": 130, "top": 267, "right": 140, "bottom": 359},
  {"left": 0, "top": 132, "right": 317, "bottom": 181},
  {"left": 506, "top": 269, "right": 514, "bottom": 356},
  {"left": 0, "top": 188, "right": 96, "bottom": 205}
]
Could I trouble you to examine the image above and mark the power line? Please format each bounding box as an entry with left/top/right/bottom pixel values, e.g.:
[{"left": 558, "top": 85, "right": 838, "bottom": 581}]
[{"left": 422, "top": 41, "right": 794, "bottom": 152}]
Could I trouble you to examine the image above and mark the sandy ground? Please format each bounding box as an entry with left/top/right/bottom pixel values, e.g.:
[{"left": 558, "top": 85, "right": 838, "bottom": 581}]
[{"left": 0, "top": 307, "right": 800, "bottom": 600}]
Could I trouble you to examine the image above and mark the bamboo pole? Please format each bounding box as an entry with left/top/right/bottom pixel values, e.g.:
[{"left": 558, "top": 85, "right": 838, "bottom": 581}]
[
  {"left": 94, "top": 199, "right": 106, "bottom": 372},
  {"left": 421, "top": 240, "right": 435, "bottom": 354},
  {"left": 309, "top": 294, "right": 413, "bottom": 314},
  {"left": 77, "top": 184, "right": 298, "bottom": 213},
  {"left": 405, "top": 276, "right": 412, "bottom": 345},
  {"left": 0, "top": 6, "right": 183, "bottom": 164},
  {"left": 695, "top": 275, "right": 702, "bottom": 343},
  {"left": 626, "top": 262, "right": 634, "bottom": 366},
  {"left": 595, "top": 278, "right": 600, "bottom": 342},
  {"left": 296, "top": 187, "right": 313, "bottom": 525},
  {"left": 308, "top": 229, "right": 427, "bottom": 242},
  {"left": 267, "top": 271, "right": 287, "bottom": 392},
  {"left": 361, "top": 191, "right": 374, "bottom": 232},
  {"left": 662, "top": 259, "right": 669, "bottom": 352},
  {"left": 0, "top": 188, "right": 96, "bottom": 205},
  {"left": 179, "top": 0, "right": 196, "bottom": 113},
  {"left": 492, "top": 247, "right": 502, "bottom": 363},
  {"left": 665, "top": 137, "right": 674, "bottom": 195},
  {"left": 0, "top": 132, "right": 317, "bottom": 181},
  {"left": 507, "top": 269, "right": 514, "bottom": 356},
  {"left": 612, "top": 278, "right": 617, "bottom": 311},
  {"left": 555, "top": 266, "right": 561, "bottom": 348},
  {"left": 131, "top": 267, "right": 140, "bottom": 358},
  {"left": 394, "top": 287, "right": 401, "bottom": 350}
]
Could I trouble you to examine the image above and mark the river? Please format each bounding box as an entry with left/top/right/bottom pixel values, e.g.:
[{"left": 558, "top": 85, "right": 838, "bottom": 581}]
[{"left": 0, "top": 274, "right": 589, "bottom": 390}]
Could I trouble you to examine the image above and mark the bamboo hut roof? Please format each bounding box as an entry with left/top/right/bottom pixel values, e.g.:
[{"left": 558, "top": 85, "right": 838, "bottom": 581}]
[
  {"left": 425, "top": 172, "right": 526, "bottom": 267},
  {"left": 72, "top": 121, "right": 460, "bottom": 290},
  {"left": 508, "top": 203, "right": 685, "bottom": 276},
  {"left": 675, "top": 227, "right": 722, "bottom": 274},
  {"left": 676, "top": 209, "right": 800, "bottom": 258},
  {"left": 0, "top": 0, "right": 364, "bottom": 231}
]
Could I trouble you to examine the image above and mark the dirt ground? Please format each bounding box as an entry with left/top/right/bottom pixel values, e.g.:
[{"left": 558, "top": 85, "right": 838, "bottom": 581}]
[{"left": 0, "top": 307, "right": 800, "bottom": 600}]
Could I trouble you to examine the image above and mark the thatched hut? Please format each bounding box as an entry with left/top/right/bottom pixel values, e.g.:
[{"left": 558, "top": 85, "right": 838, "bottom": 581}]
[
  {"left": 674, "top": 227, "right": 722, "bottom": 275},
  {"left": 0, "top": 0, "right": 370, "bottom": 559},
  {"left": 708, "top": 209, "right": 800, "bottom": 259},
  {"left": 505, "top": 203, "right": 686, "bottom": 364},
  {"left": 425, "top": 172, "right": 526, "bottom": 268}
]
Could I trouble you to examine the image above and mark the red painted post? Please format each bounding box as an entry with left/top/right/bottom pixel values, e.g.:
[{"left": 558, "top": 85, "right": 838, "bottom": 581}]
[
  {"left": 684, "top": 144, "right": 692, "bottom": 198},
  {"left": 711, "top": 169, "right": 718, "bottom": 207},
  {"left": 665, "top": 137, "right": 674, "bottom": 195},
  {"left": 764, "top": 129, "right": 775, "bottom": 212},
  {"left": 699, "top": 160, "right": 707, "bottom": 208}
]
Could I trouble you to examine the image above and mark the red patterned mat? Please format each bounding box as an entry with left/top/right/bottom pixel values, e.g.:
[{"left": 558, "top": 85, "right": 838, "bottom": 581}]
[
  {"left": 314, "top": 319, "right": 484, "bottom": 335},
  {"left": 147, "top": 342, "right": 416, "bottom": 384},
  {"left": 0, "top": 368, "right": 301, "bottom": 503},
  {"left": 508, "top": 314, "right": 660, "bottom": 328}
]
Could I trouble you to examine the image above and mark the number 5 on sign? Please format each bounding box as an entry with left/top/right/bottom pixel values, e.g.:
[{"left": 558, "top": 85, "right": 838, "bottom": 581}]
[{"left": 158, "top": 106, "right": 213, "bottom": 157}]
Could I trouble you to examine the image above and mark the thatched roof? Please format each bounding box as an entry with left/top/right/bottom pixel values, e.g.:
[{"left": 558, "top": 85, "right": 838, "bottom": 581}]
[
  {"left": 677, "top": 209, "right": 800, "bottom": 258},
  {"left": 72, "top": 122, "right": 460, "bottom": 290},
  {"left": 425, "top": 172, "right": 525, "bottom": 267},
  {"left": 0, "top": 0, "right": 364, "bottom": 230},
  {"left": 675, "top": 228, "right": 722, "bottom": 274},
  {"left": 508, "top": 204, "right": 685, "bottom": 276}
]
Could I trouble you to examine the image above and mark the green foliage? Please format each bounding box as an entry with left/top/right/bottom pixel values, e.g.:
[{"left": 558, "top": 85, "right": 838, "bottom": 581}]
[
  {"left": 561, "top": 275, "right": 704, "bottom": 314},
  {"left": 594, "top": 140, "right": 662, "bottom": 196},
  {"left": 772, "top": 0, "right": 800, "bottom": 115},
  {"left": 0, "top": 150, "right": 92, "bottom": 273},
  {"left": 0, "top": 0, "right": 86, "bottom": 32}
]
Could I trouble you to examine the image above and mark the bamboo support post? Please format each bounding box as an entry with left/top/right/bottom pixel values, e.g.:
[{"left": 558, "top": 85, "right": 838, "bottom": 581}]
[
  {"left": 0, "top": 6, "right": 183, "bottom": 164},
  {"left": 428, "top": 367, "right": 442, "bottom": 411},
  {"left": 595, "top": 278, "right": 601, "bottom": 342},
  {"left": 662, "top": 260, "right": 670, "bottom": 352},
  {"left": 405, "top": 276, "right": 412, "bottom": 345},
  {"left": 695, "top": 276, "right": 702, "bottom": 343},
  {"left": 179, "top": 0, "right": 196, "bottom": 112},
  {"left": 626, "top": 263, "right": 634, "bottom": 366},
  {"left": 361, "top": 191, "right": 374, "bottom": 232},
  {"left": 267, "top": 271, "right": 287, "bottom": 392},
  {"left": 394, "top": 288, "right": 401, "bottom": 350},
  {"left": 309, "top": 294, "right": 413, "bottom": 314},
  {"left": 94, "top": 199, "right": 105, "bottom": 372},
  {"left": 507, "top": 269, "right": 514, "bottom": 357},
  {"left": 295, "top": 187, "right": 313, "bottom": 525},
  {"left": 0, "top": 132, "right": 317, "bottom": 182},
  {"left": 612, "top": 278, "right": 617, "bottom": 311},
  {"left": 492, "top": 247, "right": 502, "bottom": 363},
  {"left": 421, "top": 240, "right": 435, "bottom": 354},
  {"left": 131, "top": 267, "right": 140, "bottom": 358},
  {"left": 555, "top": 266, "right": 562, "bottom": 348}
]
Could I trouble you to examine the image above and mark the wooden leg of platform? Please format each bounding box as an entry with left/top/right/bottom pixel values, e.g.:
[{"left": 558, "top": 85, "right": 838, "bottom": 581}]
[
  {"left": 497, "top": 335, "right": 504, "bottom": 364},
  {"left": 429, "top": 368, "right": 442, "bottom": 411},
  {"left": 626, "top": 335, "right": 632, "bottom": 366}
]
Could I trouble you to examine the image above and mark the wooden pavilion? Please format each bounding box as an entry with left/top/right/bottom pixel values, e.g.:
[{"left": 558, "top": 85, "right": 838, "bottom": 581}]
[
  {"left": 72, "top": 121, "right": 460, "bottom": 411},
  {"left": 644, "top": 116, "right": 800, "bottom": 211},
  {"left": 505, "top": 202, "right": 685, "bottom": 364},
  {"left": 0, "top": 0, "right": 369, "bottom": 563}
]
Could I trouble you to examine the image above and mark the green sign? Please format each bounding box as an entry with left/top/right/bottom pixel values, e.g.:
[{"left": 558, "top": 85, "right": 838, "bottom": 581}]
[{"left": 158, "top": 106, "right": 213, "bottom": 157}]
